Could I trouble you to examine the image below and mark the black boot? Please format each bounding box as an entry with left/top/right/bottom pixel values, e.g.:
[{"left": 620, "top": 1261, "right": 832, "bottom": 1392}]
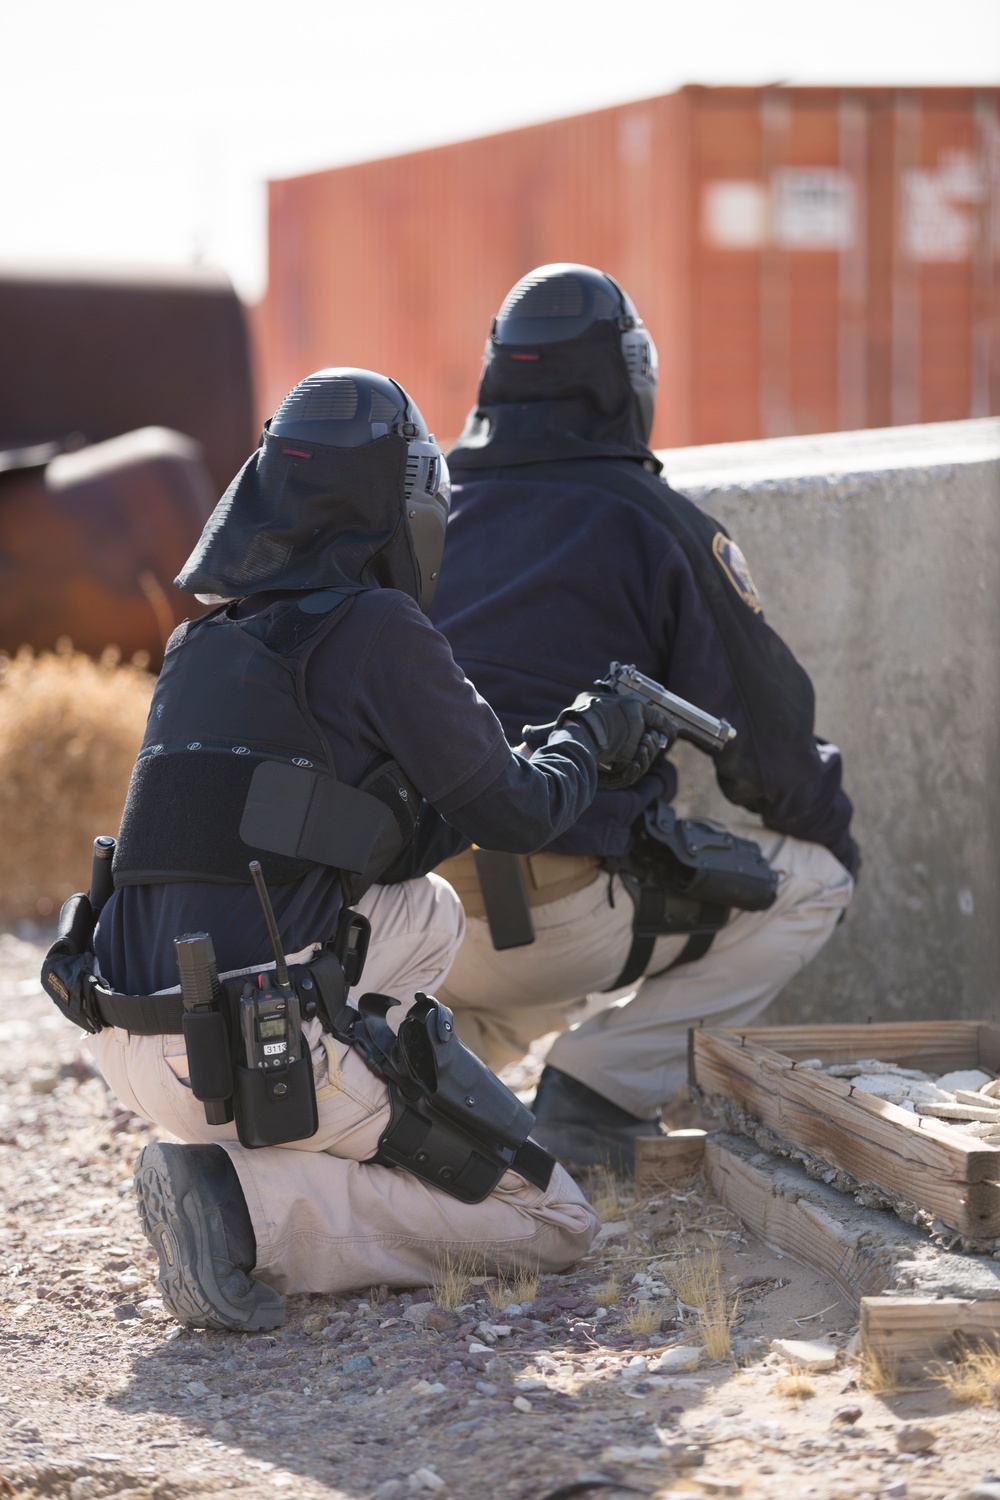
[
  {"left": 133, "top": 1143, "right": 285, "bottom": 1332},
  {"left": 530, "top": 1066, "right": 663, "bottom": 1174}
]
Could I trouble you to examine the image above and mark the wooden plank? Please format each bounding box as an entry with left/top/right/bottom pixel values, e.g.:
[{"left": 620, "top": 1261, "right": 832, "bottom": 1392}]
[
  {"left": 636, "top": 1131, "right": 706, "bottom": 1192},
  {"left": 732, "top": 1020, "right": 986, "bottom": 1071},
  {"left": 704, "top": 1137, "right": 1000, "bottom": 1377},
  {"left": 704, "top": 1137, "right": 899, "bottom": 1306},
  {"left": 693, "top": 1029, "right": 1000, "bottom": 1238},
  {"left": 694, "top": 1029, "right": 1000, "bottom": 1182},
  {"left": 761, "top": 1018, "right": 1000, "bottom": 1074},
  {"left": 861, "top": 1295, "right": 1000, "bottom": 1372}
]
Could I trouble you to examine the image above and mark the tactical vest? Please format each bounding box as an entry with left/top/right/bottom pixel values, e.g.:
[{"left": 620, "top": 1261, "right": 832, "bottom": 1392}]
[{"left": 114, "top": 588, "right": 419, "bottom": 901}]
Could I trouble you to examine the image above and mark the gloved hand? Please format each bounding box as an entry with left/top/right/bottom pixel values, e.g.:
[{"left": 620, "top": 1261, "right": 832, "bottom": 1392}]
[{"left": 523, "top": 691, "right": 674, "bottom": 790}]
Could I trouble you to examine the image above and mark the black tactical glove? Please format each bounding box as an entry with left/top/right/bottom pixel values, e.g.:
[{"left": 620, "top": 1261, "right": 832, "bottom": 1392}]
[
  {"left": 40, "top": 892, "right": 105, "bottom": 1034},
  {"left": 523, "top": 692, "right": 673, "bottom": 790}
]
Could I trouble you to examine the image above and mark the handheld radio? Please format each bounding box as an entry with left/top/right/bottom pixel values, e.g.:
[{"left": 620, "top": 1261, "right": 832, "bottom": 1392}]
[
  {"left": 226, "top": 860, "right": 318, "bottom": 1148},
  {"left": 240, "top": 861, "right": 304, "bottom": 1078}
]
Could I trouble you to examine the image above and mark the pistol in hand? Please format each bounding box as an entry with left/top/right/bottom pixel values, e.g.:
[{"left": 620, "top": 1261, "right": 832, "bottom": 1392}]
[{"left": 600, "top": 662, "right": 736, "bottom": 756}]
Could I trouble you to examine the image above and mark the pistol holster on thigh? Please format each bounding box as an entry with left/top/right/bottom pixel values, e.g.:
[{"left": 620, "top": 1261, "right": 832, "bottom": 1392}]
[
  {"left": 605, "top": 800, "right": 779, "bottom": 989},
  {"left": 338, "top": 992, "right": 555, "bottom": 1204},
  {"left": 635, "top": 801, "right": 779, "bottom": 911}
]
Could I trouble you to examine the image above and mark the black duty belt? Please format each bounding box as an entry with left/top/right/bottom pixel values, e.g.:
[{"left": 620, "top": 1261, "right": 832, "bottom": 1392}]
[
  {"left": 42, "top": 891, "right": 558, "bottom": 1202},
  {"left": 92, "top": 986, "right": 187, "bottom": 1034}
]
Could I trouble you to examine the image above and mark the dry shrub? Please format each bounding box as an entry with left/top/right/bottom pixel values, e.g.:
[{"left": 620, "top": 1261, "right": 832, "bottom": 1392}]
[
  {"left": 589, "top": 1162, "right": 631, "bottom": 1223},
  {"left": 0, "top": 642, "right": 153, "bottom": 922},
  {"left": 485, "top": 1268, "right": 540, "bottom": 1310},
  {"left": 673, "top": 1236, "right": 737, "bottom": 1362},
  {"left": 858, "top": 1345, "right": 901, "bottom": 1394},
  {"left": 432, "top": 1260, "right": 473, "bottom": 1311},
  {"left": 625, "top": 1299, "right": 663, "bottom": 1337},
  {"left": 431, "top": 1246, "right": 498, "bottom": 1311},
  {"left": 593, "top": 1273, "right": 623, "bottom": 1308},
  {"left": 774, "top": 1373, "right": 817, "bottom": 1400},
  {"left": 933, "top": 1341, "right": 1000, "bottom": 1405}
]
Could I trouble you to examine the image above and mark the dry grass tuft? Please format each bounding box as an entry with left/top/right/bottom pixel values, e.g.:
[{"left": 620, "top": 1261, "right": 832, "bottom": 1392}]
[
  {"left": 624, "top": 1299, "right": 663, "bottom": 1337},
  {"left": 437, "top": 1255, "right": 542, "bottom": 1313},
  {"left": 0, "top": 644, "right": 153, "bottom": 922},
  {"left": 933, "top": 1342, "right": 1000, "bottom": 1405},
  {"left": 774, "top": 1373, "right": 817, "bottom": 1400},
  {"left": 593, "top": 1273, "right": 624, "bottom": 1308},
  {"left": 485, "top": 1268, "right": 541, "bottom": 1310},
  {"left": 673, "top": 1236, "right": 737, "bottom": 1362},
  {"left": 432, "top": 1254, "right": 476, "bottom": 1311},
  {"left": 588, "top": 1163, "right": 632, "bottom": 1223},
  {"left": 858, "top": 1346, "right": 901, "bottom": 1395}
]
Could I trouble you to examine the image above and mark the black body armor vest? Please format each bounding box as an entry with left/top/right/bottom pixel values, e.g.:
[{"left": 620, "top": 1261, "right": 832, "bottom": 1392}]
[{"left": 114, "top": 588, "right": 419, "bottom": 900}]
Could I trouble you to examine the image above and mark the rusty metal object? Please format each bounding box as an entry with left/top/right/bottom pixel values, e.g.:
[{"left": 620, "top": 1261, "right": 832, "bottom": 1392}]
[
  {"left": 0, "top": 263, "right": 254, "bottom": 494},
  {"left": 0, "top": 427, "right": 215, "bottom": 665}
]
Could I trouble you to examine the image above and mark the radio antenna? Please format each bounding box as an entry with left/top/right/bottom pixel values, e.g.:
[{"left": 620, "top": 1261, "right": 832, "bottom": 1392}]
[{"left": 249, "top": 860, "right": 291, "bottom": 989}]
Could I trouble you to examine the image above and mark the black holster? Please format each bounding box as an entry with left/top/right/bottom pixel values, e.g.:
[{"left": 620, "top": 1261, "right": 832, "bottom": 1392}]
[
  {"left": 633, "top": 801, "right": 779, "bottom": 911},
  {"left": 604, "top": 801, "right": 778, "bottom": 989},
  {"left": 337, "top": 992, "right": 554, "bottom": 1204}
]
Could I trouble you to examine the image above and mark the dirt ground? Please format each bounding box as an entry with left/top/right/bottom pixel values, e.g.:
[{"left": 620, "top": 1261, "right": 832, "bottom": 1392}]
[{"left": 2, "top": 928, "right": 999, "bottom": 1500}]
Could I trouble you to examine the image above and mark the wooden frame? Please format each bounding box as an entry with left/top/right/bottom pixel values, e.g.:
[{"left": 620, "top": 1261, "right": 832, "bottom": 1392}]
[
  {"left": 635, "top": 1131, "right": 707, "bottom": 1192},
  {"left": 860, "top": 1296, "right": 1000, "bottom": 1370},
  {"left": 703, "top": 1133, "right": 1000, "bottom": 1374},
  {"left": 690, "top": 1021, "right": 1000, "bottom": 1238}
]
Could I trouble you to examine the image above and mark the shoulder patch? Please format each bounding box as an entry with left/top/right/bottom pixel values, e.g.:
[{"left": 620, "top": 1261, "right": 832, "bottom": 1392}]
[{"left": 711, "top": 532, "right": 763, "bottom": 614}]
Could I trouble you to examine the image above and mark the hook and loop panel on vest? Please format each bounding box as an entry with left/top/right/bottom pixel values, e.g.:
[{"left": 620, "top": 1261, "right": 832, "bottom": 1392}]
[{"left": 114, "top": 749, "right": 404, "bottom": 887}]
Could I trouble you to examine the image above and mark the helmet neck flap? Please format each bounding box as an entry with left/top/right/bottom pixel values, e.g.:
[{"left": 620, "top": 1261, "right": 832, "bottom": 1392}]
[
  {"left": 447, "top": 264, "right": 660, "bottom": 475},
  {"left": 176, "top": 369, "right": 450, "bottom": 610}
]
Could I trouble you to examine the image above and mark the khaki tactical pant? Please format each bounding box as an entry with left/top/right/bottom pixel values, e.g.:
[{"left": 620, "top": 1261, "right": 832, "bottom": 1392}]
[
  {"left": 89, "top": 874, "right": 599, "bottom": 1297},
  {"left": 437, "top": 830, "right": 854, "bottom": 1119}
]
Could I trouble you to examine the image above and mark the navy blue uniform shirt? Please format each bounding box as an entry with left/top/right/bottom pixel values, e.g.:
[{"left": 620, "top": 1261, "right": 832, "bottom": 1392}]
[{"left": 430, "top": 465, "right": 853, "bottom": 863}]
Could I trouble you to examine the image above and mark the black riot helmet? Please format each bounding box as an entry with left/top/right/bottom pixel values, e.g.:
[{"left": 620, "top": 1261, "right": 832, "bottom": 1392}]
[
  {"left": 176, "top": 368, "right": 451, "bottom": 612},
  {"left": 489, "top": 264, "right": 658, "bottom": 442}
]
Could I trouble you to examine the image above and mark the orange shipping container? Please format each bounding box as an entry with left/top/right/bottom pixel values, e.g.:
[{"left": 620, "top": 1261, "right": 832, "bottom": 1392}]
[{"left": 258, "top": 85, "right": 1000, "bottom": 449}]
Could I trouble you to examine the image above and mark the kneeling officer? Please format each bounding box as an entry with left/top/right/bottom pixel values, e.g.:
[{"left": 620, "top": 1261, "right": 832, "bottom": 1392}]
[{"left": 42, "top": 368, "right": 672, "bottom": 1332}]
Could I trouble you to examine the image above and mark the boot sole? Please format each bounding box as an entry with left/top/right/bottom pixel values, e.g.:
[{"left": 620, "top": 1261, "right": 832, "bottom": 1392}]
[{"left": 134, "top": 1144, "right": 285, "bottom": 1332}]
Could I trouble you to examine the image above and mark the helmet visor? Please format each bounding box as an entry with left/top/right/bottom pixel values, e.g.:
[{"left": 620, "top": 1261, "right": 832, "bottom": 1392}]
[{"left": 406, "top": 444, "right": 451, "bottom": 611}]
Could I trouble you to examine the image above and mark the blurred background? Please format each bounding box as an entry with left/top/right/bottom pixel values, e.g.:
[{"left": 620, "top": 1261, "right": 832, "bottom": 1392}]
[
  {"left": 4, "top": 0, "right": 999, "bottom": 450},
  {"left": 0, "top": 0, "right": 998, "bottom": 920}
]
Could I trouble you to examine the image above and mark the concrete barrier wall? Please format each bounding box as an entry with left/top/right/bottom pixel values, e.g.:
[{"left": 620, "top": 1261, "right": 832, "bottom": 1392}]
[{"left": 653, "top": 418, "right": 1000, "bottom": 1027}]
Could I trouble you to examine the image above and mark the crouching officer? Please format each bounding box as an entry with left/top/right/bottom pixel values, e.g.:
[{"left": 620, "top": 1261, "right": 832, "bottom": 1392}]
[
  {"left": 41, "top": 367, "right": 673, "bottom": 1332},
  {"left": 430, "top": 265, "right": 860, "bottom": 1171}
]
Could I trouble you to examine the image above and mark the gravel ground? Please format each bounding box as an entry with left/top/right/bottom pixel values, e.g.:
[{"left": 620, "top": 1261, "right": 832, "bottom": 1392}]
[{"left": 2, "top": 929, "right": 999, "bottom": 1500}]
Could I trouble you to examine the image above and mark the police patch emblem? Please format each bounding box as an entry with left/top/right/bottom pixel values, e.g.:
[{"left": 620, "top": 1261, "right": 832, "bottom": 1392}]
[{"left": 712, "top": 532, "right": 763, "bottom": 614}]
